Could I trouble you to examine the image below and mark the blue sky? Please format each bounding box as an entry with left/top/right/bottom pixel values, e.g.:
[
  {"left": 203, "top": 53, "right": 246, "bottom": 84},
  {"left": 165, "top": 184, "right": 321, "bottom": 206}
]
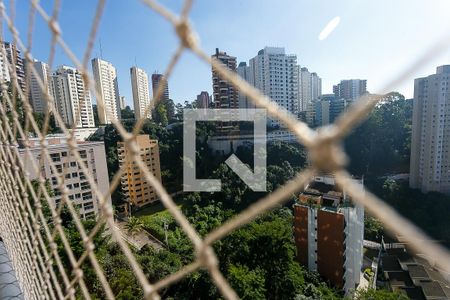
[{"left": 5, "top": 0, "right": 450, "bottom": 105}]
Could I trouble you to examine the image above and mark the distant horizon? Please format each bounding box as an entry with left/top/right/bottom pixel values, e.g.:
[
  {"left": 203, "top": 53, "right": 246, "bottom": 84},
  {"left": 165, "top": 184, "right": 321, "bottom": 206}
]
[{"left": 5, "top": 1, "right": 450, "bottom": 106}]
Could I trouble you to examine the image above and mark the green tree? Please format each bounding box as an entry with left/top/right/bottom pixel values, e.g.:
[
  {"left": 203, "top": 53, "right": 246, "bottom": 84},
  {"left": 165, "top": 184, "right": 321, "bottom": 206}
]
[
  {"left": 366, "top": 178, "right": 450, "bottom": 249},
  {"left": 166, "top": 99, "right": 176, "bottom": 121},
  {"left": 364, "top": 216, "right": 384, "bottom": 242},
  {"left": 138, "top": 247, "right": 183, "bottom": 296},
  {"left": 157, "top": 103, "right": 168, "bottom": 126},
  {"left": 228, "top": 264, "right": 266, "bottom": 300},
  {"left": 174, "top": 102, "right": 184, "bottom": 121},
  {"left": 345, "top": 93, "right": 412, "bottom": 175},
  {"left": 125, "top": 216, "right": 144, "bottom": 235},
  {"left": 103, "top": 251, "right": 142, "bottom": 299},
  {"left": 29, "top": 179, "right": 54, "bottom": 219},
  {"left": 382, "top": 178, "right": 401, "bottom": 200},
  {"left": 219, "top": 210, "right": 308, "bottom": 299},
  {"left": 210, "top": 163, "right": 249, "bottom": 210},
  {"left": 267, "top": 161, "right": 295, "bottom": 191},
  {"left": 121, "top": 106, "right": 135, "bottom": 120}
]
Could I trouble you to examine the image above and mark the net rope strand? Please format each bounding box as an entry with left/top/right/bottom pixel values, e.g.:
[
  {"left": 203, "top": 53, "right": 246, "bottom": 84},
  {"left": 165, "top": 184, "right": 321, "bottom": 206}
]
[{"left": 0, "top": 0, "right": 448, "bottom": 299}]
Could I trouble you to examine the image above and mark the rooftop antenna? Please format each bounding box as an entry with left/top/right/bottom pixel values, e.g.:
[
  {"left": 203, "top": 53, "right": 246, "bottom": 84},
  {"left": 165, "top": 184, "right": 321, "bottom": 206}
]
[{"left": 134, "top": 56, "right": 137, "bottom": 68}]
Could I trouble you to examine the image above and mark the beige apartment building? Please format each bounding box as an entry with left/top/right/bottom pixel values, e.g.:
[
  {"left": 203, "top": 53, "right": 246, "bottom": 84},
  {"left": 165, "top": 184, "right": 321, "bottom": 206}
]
[
  {"left": 17, "top": 136, "right": 111, "bottom": 219},
  {"left": 118, "top": 135, "right": 161, "bottom": 207}
]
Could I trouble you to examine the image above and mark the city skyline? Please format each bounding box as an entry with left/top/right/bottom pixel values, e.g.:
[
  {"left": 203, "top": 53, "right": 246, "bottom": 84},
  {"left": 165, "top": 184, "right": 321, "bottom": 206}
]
[
  {"left": 1, "top": 1, "right": 450, "bottom": 298},
  {"left": 6, "top": 1, "right": 450, "bottom": 107}
]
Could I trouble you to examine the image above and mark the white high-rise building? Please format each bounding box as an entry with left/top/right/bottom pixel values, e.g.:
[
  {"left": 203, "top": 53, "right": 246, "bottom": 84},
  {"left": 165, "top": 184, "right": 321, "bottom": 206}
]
[
  {"left": 3, "top": 42, "right": 25, "bottom": 92},
  {"left": 0, "top": 46, "right": 10, "bottom": 84},
  {"left": 333, "top": 79, "right": 367, "bottom": 102},
  {"left": 298, "top": 67, "right": 322, "bottom": 112},
  {"left": 0, "top": 42, "right": 27, "bottom": 92},
  {"left": 249, "top": 47, "right": 298, "bottom": 128},
  {"left": 27, "top": 60, "right": 52, "bottom": 114},
  {"left": 119, "top": 96, "right": 126, "bottom": 110},
  {"left": 236, "top": 61, "right": 256, "bottom": 110},
  {"left": 311, "top": 73, "right": 322, "bottom": 102},
  {"left": 91, "top": 58, "right": 121, "bottom": 124},
  {"left": 410, "top": 65, "right": 450, "bottom": 194},
  {"left": 51, "top": 66, "right": 95, "bottom": 128},
  {"left": 130, "top": 66, "right": 151, "bottom": 119}
]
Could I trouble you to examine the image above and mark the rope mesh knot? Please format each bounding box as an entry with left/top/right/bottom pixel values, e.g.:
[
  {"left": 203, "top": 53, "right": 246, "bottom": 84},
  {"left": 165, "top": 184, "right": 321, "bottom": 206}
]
[
  {"left": 175, "top": 20, "right": 198, "bottom": 49},
  {"left": 308, "top": 129, "right": 348, "bottom": 173}
]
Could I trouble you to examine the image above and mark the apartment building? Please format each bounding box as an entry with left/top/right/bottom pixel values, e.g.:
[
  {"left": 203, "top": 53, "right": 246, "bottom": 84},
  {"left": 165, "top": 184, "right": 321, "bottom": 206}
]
[
  {"left": 92, "top": 58, "right": 121, "bottom": 124},
  {"left": 211, "top": 48, "right": 239, "bottom": 134},
  {"left": 249, "top": 47, "right": 298, "bottom": 128},
  {"left": 3, "top": 42, "right": 25, "bottom": 92},
  {"left": 17, "top": 136, "right": 111, "bottom": 219},
  {"left": 151, "top": 73, "right": 170, "bottom": 102},
  {"left": 410, "top": 65, "right": 450, "bottom": 194},
  {"left": 196, "top": 91, "right": 211, "bottom": 109},
  {"left": 51, "top": 65, "right": 95, "bottom": 128},
  {"left": 118, "top": 135, "right": 162, "bottom": 207},
  {"left": 298, "top": 67, "right": 322, "bottom": 113},
  {"left": 130, "top": 66, "right": 151, "bottom": 119},
  {"left": 119, "top": 96, "right": 126, "bottom": 110},
  {"left": 27, "top": 60, "right": 52, "bottom": 114},
  {"left": 313, "top": 94, "right": 350, "bottom": 127},
  {"left": 236, "top": 61, "right": 256, "bottom": 110},
  {"left": 333, "top": 79, "right": 367, "bottom": 102},
  {"left": 314, "top": 99, "right": 330, "bottom": 127},
  {"left": 0, "top": 44, "right": 10, "bottom": 84},
  {"left": 293, "top": 174, "right": 364, "bottom": 293}
]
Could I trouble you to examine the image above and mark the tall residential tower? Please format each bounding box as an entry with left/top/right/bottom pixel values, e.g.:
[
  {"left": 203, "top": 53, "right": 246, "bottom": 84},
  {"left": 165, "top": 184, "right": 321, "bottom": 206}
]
[
  {"left": 410, "top": 65, "right": 450, "bottom": 194},
  {"left": 151, "top": 73, "right": 169, "bottom": 102},
  {"left": 27, "top": 60, "right": 52, "bottom": 114},
  {"left": 91, "top": 58, "right": 121, "bottom": 124},
  {"left": 249, "top": 47, "right": 298, "bottom": 128},
  {"left": 298, "top": 67, "right": 322, "bottom": 112},
  {"left": 236, "top": 61, "right": 256, "bottom": 110},
  {"left": 130, "top": 66, "right": 151, "bottom": 119},
  {"left": 3, "top": 42, "right": 25, "bottom": 92},
  {"left": 211, "top": 48, "right": 239, "bottom": 134},
  {"left": 51, "top": 66, "right": 95, "bottom": 128}
]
